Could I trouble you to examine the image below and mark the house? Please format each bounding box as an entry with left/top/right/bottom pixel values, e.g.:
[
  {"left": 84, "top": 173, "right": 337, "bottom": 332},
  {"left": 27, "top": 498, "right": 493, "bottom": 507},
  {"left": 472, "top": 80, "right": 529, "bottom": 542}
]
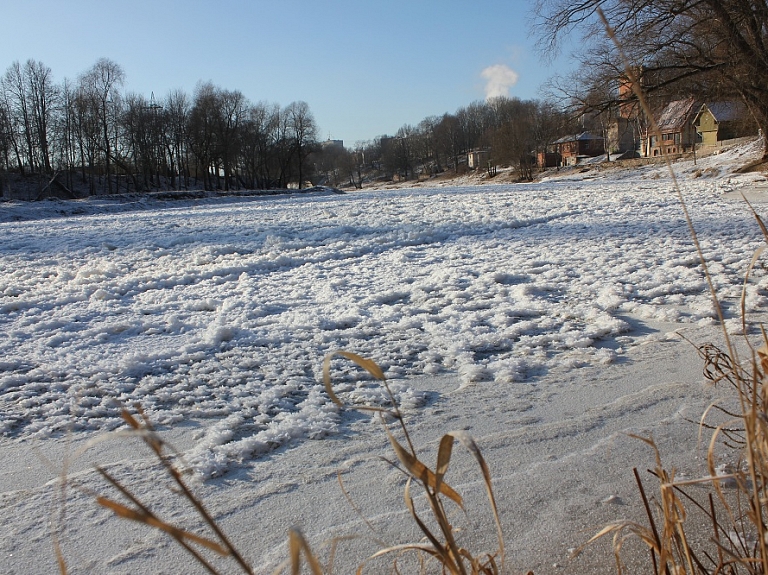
[
  {"left": 693, "top": 102, "right": 753, "bottom": 145},
  {"left": 467, "top": 150, "right": 490, "bottom": 169},
  {"left": 321, "top": 139, "right": 344, "bottom": 150},
  {"left": 537, "top": 150, "right": 560, "bottom": 168},
  {"left": 643, "top": 98, "right": 699, "bottom": 157},
  {"left": 545, "top": 132, "right": 605, "bottom": 167}
]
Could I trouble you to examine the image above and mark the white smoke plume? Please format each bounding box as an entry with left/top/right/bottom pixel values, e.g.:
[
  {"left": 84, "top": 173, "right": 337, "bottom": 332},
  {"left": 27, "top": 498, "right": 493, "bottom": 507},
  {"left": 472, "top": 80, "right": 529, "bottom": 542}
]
[{"left": 481, "top": 64, "right": 519, "bottom": 99}]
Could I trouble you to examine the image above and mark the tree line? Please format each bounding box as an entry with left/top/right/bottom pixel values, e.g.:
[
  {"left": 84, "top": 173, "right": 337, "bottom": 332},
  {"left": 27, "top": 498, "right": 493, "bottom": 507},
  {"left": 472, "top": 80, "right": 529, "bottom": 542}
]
[
  {"left": 0, "top": 57, "right": 321, "bottom": 196},
  {"left": 0, "top": 56, "right": 581, "bottom": 197},
  {"left": 7, "top": 1, "right": 767, "bottom": 197},
  {"left": 320, "top": 97, "right": 574, "bottom": 188}
]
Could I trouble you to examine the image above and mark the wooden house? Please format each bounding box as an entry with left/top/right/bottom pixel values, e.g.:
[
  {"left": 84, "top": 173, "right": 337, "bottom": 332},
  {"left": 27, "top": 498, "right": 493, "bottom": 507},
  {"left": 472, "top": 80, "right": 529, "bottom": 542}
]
[
  {"left": 693, "top": 102, "right": 753, "bottom": 145},
  {"left": 644, "top": 98, "right": 699, "bottom": 157},
  {"left": 547, "top": 132, "right": 605, "bottom": 167}
]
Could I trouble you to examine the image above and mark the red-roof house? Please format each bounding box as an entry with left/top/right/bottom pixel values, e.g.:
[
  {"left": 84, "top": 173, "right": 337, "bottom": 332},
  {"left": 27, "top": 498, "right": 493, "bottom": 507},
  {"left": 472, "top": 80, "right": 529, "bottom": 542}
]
[{"left": 542, "top": 132, "right": 605, "bottom": 167}]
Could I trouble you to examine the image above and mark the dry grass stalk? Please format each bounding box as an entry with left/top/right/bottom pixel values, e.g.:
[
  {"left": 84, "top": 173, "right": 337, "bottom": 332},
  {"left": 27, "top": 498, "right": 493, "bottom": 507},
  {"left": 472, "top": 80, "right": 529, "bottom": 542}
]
[
  {"left": 77, "top": 351, "right": 515, "bottom": 575},
  {"left": 585, "top": 333, "right": 768, "bottom": 574},
  {"left": 322, "top": 350, "right": 509, "bottom": 574},
  {"left": 93, "top": 407, "right": 254, "bottom": 575},
  {"left": 576, "top": 208, "right": 768, "bottom": 574},
  {"left": 583, "top": 8, "right": 768, "bottom": 574}
]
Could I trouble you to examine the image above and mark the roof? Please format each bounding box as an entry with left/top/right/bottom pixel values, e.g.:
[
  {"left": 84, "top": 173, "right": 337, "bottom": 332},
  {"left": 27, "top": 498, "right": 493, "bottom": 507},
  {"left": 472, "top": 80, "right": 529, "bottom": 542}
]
[
  {"left": 695, "top": 101, "right": 745, "bottom": 124},
  {"left": 552, "top": 131, "right": 604, "bottom": 144},
  {"left": 656, "top": 98, "right": 698, "bottom": 131}
]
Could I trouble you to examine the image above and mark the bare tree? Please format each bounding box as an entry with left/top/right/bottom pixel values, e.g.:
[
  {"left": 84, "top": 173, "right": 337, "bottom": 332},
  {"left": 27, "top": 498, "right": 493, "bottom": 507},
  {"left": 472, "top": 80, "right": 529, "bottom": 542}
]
[
  {"left": 418, "top": 116, "right": 443, "bottom": 174},
  {"left": 57, "top": 79, "right": 76, "bottom": 187},
  {"left": 348, "top": 143, "right": 366, "bottom": 189},
  {"left": 121, "top": 92, "right": 161, "bottom": 191},
  {"left": 0, "top": 80, "right": 24, "bottom": 175},
  {"left": 382, "top": 125, "right": 418, "bottom": 180},
  {"left": 79, "top": 58, "right": 125, "bottom": 193},
  {"left": 435, "top": 114, "right": 465, "bottom": 173},
  {"left": 24, "top": 59, "right": 57, "bottom": 173},
  {"left": 286, "top": 101, "right": 318, "bottom": 189},
  {"left": 534, "top": 0, "right": 767, "bottom": 157},
  {"left": 238, "top": 101, "right": 279, "bottom": 189},
  {"left": 164, "top": 90, "right": 190, "bottom": 190},
  {"left": 3, "top": 62, "right": 36, "bottom": 174},
  {"left": 188, "top": 82, "right": 219, "bottom": 190},
  {"left": 215, "top": 89, "right": 247, "bottom": 191}
]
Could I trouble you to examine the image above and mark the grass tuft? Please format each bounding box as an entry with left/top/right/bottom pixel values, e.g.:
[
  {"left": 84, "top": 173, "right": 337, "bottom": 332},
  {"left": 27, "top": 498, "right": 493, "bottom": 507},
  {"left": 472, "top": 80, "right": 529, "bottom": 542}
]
[
  {"left": 321, "top": 350, "right": 508, "bottom": 574},
  {"left": 582, "top": 8, "right": 768, "bottom": 573},
  {"left": 91, "top": 406, "right": 254, "bottom": 574},
  {"left": 63, "top": 352, "right": 515, "bottom": 574}
]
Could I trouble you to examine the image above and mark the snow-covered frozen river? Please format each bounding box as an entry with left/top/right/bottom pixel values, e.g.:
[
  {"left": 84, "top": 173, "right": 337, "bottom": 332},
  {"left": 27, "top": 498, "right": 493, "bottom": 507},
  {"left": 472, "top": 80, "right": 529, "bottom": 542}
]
[{"left": 1, "top": 156, "right": 766, "bottom": 476}]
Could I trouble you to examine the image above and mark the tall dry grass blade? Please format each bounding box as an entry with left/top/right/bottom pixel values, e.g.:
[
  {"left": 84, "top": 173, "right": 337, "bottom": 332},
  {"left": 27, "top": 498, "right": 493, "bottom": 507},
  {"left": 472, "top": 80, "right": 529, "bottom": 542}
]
[
  {"left": 324, "top": 351, "right": 504, "bottom": 573},
  {"left": 96, "top": 466, "right": 226, "bottom": 574},
  {"left": 336, "top": 470, "right": 386, "bottom": 545},
  {"left": 743, "top": 195, "right": 768, "bottom": 245},
  {"left": 631, "top": 468, "right": 662, "bottom": 575},
  {"left": 435, "top": 434, "right": 454, "bottom": 497},
  {"left": 577, "top": 521, "right": 658, "bottom": 573},
  {"left": 96, "top": 496, "right": 228, "bottom": 554},
  {"left": 324, "top": 349, "right": 423, "bottom": 458},
  {"left": 598, "top": 6, "right": 732, "bottom": 363},
  {"left": 104, "top": 409, "right": 254, "bottom": 573},
  {"left": 740, "top": 245, "right": 766, "bottom": 336},
  {"left": 740, "top": 197, "right": 768, "bottom": 340},
  {"left": 708, "top": 494, "right": 725, "bottom": 572},
  {"left": 120, "top": 409, "right": 140, "bottom": 428},
  {"left": 324, "top": 535, "right": 359, "bottom": 575},
  {"left": 322, "top": 350, "right": 385, "bottom": 407},
  {"left": 52, "top": 532, "right": 66, "bottom": 575},
  {"left": 384, "top": 425, "right": 463, "bottom": 507},
  {"left": 286, "top": 528, "right": 324, "bottom": 575},
  {"left": 402, "top": 477, "right": 458, "bottom": 572},
  {"left": 361, "top": 543, "right": 438, "bottom": 571},
  {"left": 444, "top": 430, "right": 505, "bottom": 567}
]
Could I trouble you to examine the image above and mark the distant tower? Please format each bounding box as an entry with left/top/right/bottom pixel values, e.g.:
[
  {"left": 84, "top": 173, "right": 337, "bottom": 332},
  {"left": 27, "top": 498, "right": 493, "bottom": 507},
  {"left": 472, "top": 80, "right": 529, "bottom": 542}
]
[
  {"left": 618, "top": 70, "right": 641, "bottom": 120},
  {"left": 148, "top": 91, "right": 163, "bottom": 113}
]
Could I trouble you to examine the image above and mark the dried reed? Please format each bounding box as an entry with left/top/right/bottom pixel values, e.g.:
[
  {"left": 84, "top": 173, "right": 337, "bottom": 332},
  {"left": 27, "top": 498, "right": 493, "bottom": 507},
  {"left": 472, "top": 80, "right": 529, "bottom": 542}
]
[
  {"left": 578, "top": 9, "right": 768, "bottom": 574},
  {"left": 68, "top": 351, "right": 514, "bottom": 575},
  {"left": 320, "top": 350, "right": 510, "bottom": 575}
]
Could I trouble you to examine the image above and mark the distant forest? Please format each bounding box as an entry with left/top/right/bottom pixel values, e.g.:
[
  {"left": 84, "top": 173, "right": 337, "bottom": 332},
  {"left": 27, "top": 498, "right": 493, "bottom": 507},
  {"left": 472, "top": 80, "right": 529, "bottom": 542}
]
[
  {"left": 8, "top": 0, "right": 768, "bottom": 198},
  {"left": 0, "top": 57, "right": 580, "bottom": 198}
]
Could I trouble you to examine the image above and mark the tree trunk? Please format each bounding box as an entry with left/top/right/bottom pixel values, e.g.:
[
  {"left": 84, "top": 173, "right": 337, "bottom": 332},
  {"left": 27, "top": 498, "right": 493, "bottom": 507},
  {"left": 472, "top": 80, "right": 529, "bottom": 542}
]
[{"left": 744, "top": 96, "right": 768, "bottom": 161}]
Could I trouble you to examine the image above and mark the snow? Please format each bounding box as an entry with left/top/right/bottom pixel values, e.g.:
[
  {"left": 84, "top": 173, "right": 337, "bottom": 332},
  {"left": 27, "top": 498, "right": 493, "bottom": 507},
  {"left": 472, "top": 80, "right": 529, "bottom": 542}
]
[{"left": 2, "top": 139, "right": 768, "bottom": 573}]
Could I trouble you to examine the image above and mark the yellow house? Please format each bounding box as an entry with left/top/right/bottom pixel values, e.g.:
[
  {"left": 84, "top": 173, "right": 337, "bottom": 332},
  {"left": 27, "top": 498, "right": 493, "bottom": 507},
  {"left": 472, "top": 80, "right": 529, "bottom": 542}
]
[
  {"left": 693, "top": 102, "right": 752, "bottom": 145},
  {"left": 695, "top": 105, "right": 719, "bottom": 145}
]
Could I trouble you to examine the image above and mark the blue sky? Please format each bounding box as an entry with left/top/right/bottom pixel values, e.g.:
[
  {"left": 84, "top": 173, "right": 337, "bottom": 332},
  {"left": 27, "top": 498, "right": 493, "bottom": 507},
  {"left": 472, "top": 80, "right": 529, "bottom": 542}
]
[{"left": 5, "top": 0, "right": 575, "bottom": 145}]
